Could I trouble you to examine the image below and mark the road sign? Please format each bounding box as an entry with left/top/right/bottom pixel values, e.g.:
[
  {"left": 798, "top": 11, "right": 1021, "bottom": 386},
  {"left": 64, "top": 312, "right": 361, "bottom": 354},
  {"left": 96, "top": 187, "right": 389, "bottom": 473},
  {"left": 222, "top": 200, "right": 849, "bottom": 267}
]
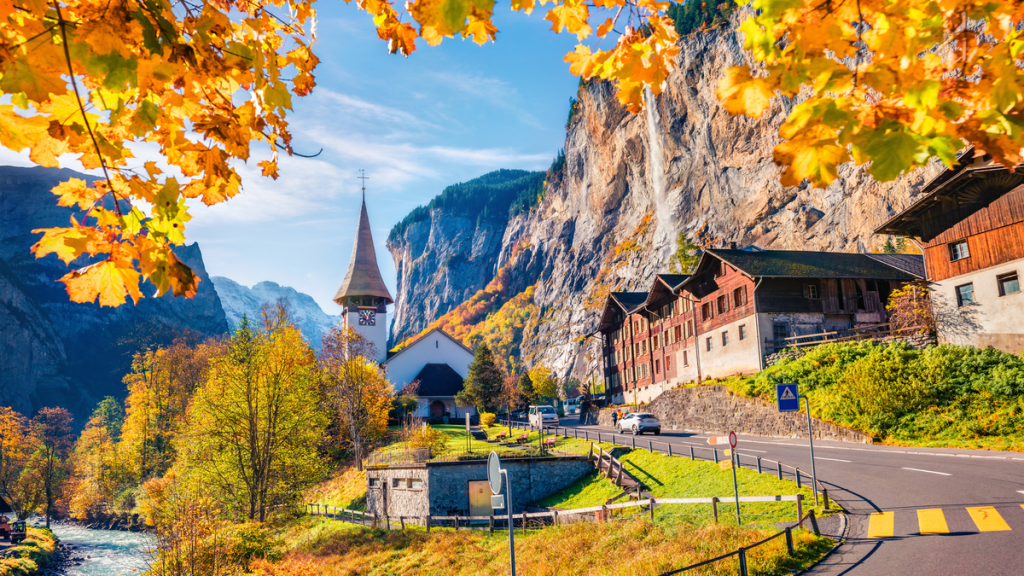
[
  {"left": 487, "top": 452, "right": 502, "bottom": 495},
  {"left": 708, "top": 435, "right": 731, "bottom": 446},
  {"left": 777, "top": 383, "right": 800, "bottom": 412},
  {"left": 722, "top": 449, "right": 733, "bottom": 456},
  {"left": 729, "top": 431, "right": 738, "bottom": 448},
  {"left": 492, "top": 495, "right": 505, "bottom": 509},
  {"left": 719, "top": 460, "right": 733, "bottom": 470}
]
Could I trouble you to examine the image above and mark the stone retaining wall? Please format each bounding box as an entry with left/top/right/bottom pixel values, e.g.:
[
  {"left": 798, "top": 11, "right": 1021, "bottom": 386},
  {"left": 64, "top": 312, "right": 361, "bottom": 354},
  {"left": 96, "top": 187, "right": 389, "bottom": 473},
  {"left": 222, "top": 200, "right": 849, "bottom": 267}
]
[{"left": 597, "top": 385, "right": 873, "bottom": 444}]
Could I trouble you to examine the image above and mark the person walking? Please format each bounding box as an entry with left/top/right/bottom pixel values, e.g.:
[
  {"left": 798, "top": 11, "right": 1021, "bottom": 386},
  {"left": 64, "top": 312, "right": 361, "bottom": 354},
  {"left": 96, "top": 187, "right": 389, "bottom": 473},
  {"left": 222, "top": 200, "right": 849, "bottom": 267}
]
[{"left": 611, "top": 409, "right": 618, "bottom": 427}]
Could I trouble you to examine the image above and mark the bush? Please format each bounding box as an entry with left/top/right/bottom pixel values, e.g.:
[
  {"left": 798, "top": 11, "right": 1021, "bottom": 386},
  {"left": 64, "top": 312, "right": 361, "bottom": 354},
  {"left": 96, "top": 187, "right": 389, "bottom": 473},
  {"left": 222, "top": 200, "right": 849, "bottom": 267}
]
[
  {"left": 479, "top": 412, "right": 496, "bottom": 428},
  {"left": 231, "top": 523, "right": 283, "bottom": 571}
]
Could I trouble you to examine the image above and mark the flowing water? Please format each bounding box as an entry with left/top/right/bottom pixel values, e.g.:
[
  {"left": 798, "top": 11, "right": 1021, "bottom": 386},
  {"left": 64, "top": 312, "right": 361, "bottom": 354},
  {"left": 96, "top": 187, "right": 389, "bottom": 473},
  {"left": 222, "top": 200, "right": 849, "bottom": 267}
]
[
  {"left": 45, "top": 522, "right": 153, "bottom": 576},
  {"left": 644, "top": 87, "right": 673, "bottom": 256}
]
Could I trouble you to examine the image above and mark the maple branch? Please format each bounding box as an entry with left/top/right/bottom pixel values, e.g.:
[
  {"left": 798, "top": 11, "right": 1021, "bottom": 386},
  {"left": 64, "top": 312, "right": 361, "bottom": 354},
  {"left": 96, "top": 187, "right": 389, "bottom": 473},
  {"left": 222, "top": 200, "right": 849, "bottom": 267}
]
[{"left": 54, "top": 2, "right": 122, "bottom": 217}]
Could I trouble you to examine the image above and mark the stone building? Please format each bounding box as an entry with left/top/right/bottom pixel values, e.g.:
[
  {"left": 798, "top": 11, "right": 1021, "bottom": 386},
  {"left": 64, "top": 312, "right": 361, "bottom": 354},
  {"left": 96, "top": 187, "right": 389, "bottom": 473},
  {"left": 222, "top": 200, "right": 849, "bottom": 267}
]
[
  {"left": 876, "top": 150, "right": 1024, "bottom": 352},
  {"left": 598, "top": 249, "right": 924, "bottom": 405},
  {"left": 366, "top": 456, "right": 593, "bottom": 520}
]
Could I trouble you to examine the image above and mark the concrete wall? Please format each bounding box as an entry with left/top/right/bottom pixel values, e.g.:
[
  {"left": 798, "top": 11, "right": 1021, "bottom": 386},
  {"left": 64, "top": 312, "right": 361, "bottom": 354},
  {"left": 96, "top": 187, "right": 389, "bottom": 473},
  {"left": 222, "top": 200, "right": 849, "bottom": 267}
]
[
  {"left": 597, "top": 385, "right": 872, "bottom": 443},
  {"left": 383, "top": 331, "right": 474, "bottom": 393},
  {"left": 366, "top": 457, "right": 593, "bottom": 519},
  {"left": 931, "top": 257, "right": 1024, "bottom": 353}
]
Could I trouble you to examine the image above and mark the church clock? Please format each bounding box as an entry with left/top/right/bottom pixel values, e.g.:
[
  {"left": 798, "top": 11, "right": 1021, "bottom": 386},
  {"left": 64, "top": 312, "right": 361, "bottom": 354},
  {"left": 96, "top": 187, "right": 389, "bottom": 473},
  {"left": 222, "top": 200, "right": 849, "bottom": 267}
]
[{"left": 358, "top": 309, "right": 376, "bottom": 326}]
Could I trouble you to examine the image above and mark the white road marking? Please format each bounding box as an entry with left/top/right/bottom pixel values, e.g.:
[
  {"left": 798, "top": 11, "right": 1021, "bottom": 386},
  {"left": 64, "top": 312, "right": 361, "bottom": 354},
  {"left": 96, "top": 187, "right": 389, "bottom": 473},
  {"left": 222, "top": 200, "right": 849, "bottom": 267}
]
[
  {"left": 902, "top": 467, "right": 951, "bottom": 476},
  {"left": 738, "top": 449, "right": 767, "bottom": 453},
  {"left": 815, "top": 457, "right": 851, "bottom": 462},
  {"left": 1017, "top": 491, "right": 1024, "bottom": 495}
]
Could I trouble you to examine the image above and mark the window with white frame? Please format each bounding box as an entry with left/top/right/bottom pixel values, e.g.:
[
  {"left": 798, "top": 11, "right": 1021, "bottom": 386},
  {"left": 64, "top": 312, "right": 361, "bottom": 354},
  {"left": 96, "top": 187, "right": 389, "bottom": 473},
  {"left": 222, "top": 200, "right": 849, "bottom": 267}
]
[{"left": 949, "top": 240, "right": 970, "bottom": 262}]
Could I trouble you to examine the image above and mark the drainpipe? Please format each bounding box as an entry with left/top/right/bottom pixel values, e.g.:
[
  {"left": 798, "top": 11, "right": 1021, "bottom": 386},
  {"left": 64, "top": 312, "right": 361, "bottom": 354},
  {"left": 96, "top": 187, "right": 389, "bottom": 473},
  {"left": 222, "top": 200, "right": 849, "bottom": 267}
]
[{"left": 752, "top": 276, "right": 766, "bottom": 372}]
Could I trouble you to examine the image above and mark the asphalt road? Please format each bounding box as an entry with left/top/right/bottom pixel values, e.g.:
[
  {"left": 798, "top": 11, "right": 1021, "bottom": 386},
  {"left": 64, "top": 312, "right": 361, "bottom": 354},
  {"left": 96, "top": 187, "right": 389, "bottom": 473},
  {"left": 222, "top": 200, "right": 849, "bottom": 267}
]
[{"left": 553, "top": 416, "right": 1024, "bottom": 576}]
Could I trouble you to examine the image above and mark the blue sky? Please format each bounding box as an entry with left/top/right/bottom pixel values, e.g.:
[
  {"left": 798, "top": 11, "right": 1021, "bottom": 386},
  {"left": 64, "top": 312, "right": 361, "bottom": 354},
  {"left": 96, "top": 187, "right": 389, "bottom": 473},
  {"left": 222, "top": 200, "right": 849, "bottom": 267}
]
[
  {"left": 187, "top": 4, "right": 582, "bottom": 313},
  {"left": 1, "top": 3, "right": 583, "bottom": 314}
]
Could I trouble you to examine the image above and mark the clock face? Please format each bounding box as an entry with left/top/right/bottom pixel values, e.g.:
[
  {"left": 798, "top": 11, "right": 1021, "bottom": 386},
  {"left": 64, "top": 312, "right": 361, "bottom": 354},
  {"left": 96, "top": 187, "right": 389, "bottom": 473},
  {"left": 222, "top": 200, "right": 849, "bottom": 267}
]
[{"left": 358, "top": 310, "right": 376, "bottom": 326}]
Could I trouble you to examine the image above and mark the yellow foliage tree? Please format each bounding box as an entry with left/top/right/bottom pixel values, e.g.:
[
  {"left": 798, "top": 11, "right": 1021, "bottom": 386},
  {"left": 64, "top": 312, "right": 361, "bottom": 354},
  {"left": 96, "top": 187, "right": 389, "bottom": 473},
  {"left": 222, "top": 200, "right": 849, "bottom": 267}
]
[
  {"left": 716, "top": 0, "right": 1024, "bottom": 188},
  {"left": 0, "top": 408, "right": 39, "bottom": 520},
  {"left": 528, "top": 364, "right": 559, "bottom": 401}
]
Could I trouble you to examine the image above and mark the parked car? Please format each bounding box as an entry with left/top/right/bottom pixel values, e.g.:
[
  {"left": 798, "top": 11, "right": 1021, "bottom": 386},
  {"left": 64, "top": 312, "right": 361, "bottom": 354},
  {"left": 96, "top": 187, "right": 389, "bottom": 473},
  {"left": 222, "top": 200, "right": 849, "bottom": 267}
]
[
  {"left": 618, "top": 413, "right": 661, "bottom": 435},
  {"left": 528, "top": 405, "right": 559, "bottom": 428}
]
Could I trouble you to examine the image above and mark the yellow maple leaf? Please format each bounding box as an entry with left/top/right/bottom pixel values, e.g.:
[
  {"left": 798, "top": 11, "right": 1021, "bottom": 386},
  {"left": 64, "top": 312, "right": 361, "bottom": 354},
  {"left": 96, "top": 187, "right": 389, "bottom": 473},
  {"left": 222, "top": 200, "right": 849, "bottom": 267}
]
[
  {"left": 716, "top": 66, "right": 775, "bottom": 118},
  {"left": 62, "top": 259, "right": 143, "bottom": 307},
  {"left": 52, "top": 178, "right": 108, "bottom": 210},
  {"left": 774, "top": 125, "right": 850, "bottom": 188}
]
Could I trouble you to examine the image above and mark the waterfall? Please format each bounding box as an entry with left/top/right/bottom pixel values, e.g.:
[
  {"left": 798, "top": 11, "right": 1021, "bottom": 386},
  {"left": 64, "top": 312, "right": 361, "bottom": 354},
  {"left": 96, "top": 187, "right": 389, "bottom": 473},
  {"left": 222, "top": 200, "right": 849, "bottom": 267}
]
[{"left": 644, "top": 87, "right": 673, "bottom": 256}]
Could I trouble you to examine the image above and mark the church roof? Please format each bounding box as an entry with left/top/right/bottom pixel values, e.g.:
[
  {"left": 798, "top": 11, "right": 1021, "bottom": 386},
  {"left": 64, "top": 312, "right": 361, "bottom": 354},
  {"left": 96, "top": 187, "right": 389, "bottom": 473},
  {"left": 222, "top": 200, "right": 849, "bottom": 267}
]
[
  {"left": 334, "top": 200, "right": 393, "bottom": 305},
  {"left": 410, "top": 363, "right": 465, "bottom": 397}
]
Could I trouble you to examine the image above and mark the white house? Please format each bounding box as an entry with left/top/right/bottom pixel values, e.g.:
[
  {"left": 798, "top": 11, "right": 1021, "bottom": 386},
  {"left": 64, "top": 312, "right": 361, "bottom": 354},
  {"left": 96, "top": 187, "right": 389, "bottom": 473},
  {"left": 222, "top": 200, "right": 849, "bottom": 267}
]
[{"left": 384, "top": 327, "right": 476, "bottom": 418}]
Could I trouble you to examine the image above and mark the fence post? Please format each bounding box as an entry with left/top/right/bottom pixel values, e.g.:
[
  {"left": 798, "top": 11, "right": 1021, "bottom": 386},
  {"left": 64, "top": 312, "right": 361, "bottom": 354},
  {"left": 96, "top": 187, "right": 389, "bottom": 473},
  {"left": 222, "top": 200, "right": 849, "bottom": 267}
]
[
  {"left": 777, "top": 462, "right": 783, "bottom": 480},
  {"left": 714, "top": 449, "right": 719, "bottom": 464},
  {"left": 400, "top": 516, "right": 405, "bottom": 530},
  {"left": 426, "top": 515, "right": 431, "bottom": 533},
  {"left": 712, "top": 497, "right": 720, "bottom": 524},
  {"left": 386, "top": 516, "right": 391, "bottom": 530},
  {"left": 489, "top": 515, "right": 494, "bottom": 534},
  {"left": 632, "top": 437, "right": 636, "bottom": 450},
  {"left": 601, "top": 505, "right": 608, "bottom": 523},
  {"left": 690, "top": 446, "right": 694, "bottom": 460},
  {"left": 585, "top": 431, "right": 589, "bottom": 442},
  {"left": 757, "top": 457, "right": 762, "bottom": 474},
  {"left": 668, "top": 443, "right": 673, "bottom": 457},
  {"left": 649, "top": 440, "right": 653, "bottom": 453},
  {"left": 373, "top": 513, "right": 378, "bottom": 528},
  {"left": 796, "top": 469, "right": 802, "bottom": 488},
  {"left": 616, "top": 462, "right": 624, "bottom": 486},
  {"left": 796, "top": 494, "right": 804, "bottom": 523},
  {"left": 785, "top": 527, "right": 794, "bottom": 555},
  {"left": 553, "top": 511, "right": 559, "bottom": 526},
  {"left": 822, "top": 488, "right": 831, "bottom": 511},
  {"left": 650, "top": 498, "right": 656, "bottom": 522},
  {"left": 808, "top": 509, "right": 821, "bottom": 536},
  {"left": 738, "top": 547, "right": 748, "bottom": 576}
]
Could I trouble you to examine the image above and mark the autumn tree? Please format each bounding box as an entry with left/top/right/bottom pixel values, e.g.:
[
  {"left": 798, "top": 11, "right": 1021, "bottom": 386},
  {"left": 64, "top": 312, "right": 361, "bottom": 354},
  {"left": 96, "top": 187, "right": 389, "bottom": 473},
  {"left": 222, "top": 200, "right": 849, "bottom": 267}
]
[
  {"left": 177, "top": 318, "right": 326, "bottom": 522},
  {"left": 887, "top": 282, "right": 936, "bottom": 336},
  {"left": 31, "top": 407, "right": 74, "bottom": 528},
  {"left": 500, "top": 374, "right": 524, "bottom": 436},
  {"left": 529, "top": 365, "right": 559, "bottom": 401},
  {"left": 93, "top": 397, "right": 125, "bottom": 441},
  {"left": 319, "top": 328, "right": 391, "bottom": 472},
  {"left": 716, "top": 0, "right": 1024, "bottom": 188},
  {"left": 455, "top": 343, "right": 504, "bottom": 413},
  {"left": 0, "top": 408, "right": 39, "bottom": 520}
]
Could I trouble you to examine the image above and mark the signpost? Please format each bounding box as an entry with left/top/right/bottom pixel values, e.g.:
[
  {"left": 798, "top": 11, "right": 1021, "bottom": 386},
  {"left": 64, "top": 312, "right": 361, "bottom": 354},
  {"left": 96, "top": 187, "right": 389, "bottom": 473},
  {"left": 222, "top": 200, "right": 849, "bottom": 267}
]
[
  {"left": 727, "top": 431, "right": 741, "bottom": 524},
  {"left": 488, "top": 452, "right": 515, "bottom": 576},
  {"left": 776, "top": 383, "right": 819, "bottom": 507}
]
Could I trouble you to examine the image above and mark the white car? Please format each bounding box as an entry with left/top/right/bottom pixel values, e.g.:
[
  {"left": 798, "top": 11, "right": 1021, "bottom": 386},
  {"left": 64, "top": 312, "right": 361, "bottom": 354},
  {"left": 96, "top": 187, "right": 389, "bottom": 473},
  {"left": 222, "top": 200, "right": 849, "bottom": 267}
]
[
  {"left": 618, "top": 413, "right": 661, "bottom": 435},
  {"left": 528, "top": 405, "right": 559, "bottom": 428}
]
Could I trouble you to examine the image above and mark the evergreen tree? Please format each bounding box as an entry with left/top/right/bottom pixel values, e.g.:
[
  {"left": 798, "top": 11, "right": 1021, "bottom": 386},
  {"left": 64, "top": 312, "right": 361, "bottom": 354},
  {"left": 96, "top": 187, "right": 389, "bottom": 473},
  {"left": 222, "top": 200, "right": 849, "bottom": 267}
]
[
  {"left": 517, "top": 372, "right": 536, "bottom": 407},
  {"left": 455, "top": 344, "right": 504, "bottom": 413},
  {"left": 882, "top": 237, "right": 897, "bottom": 254}
]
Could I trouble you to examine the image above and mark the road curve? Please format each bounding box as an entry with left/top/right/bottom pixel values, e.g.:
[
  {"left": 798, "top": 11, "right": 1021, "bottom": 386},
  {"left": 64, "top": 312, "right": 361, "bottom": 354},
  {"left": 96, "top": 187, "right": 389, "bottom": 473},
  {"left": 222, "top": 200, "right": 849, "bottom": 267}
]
[{"left": 555, "top": 418, "right": 1024, "bottom": 576}]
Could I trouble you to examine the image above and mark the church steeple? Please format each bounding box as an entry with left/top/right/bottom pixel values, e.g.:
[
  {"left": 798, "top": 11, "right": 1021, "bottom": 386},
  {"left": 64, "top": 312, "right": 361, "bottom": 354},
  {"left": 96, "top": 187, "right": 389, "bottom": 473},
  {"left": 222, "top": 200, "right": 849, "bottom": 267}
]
[
  {"left": 335, "top": 172, "right": 392, "bottom": 363},
  {"left": 333, "top": 198, "right": 393, "bottom": 306}
]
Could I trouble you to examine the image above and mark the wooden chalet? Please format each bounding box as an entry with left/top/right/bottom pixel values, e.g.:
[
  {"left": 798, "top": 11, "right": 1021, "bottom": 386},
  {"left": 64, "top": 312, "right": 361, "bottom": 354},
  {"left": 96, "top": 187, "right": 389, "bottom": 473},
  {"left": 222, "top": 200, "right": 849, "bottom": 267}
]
[
  {"left": 597, "top": 250, "right": 923, "bottom": 405},
  {"left": 876, "top": 151, "right": 1024, "bottom": 352}
]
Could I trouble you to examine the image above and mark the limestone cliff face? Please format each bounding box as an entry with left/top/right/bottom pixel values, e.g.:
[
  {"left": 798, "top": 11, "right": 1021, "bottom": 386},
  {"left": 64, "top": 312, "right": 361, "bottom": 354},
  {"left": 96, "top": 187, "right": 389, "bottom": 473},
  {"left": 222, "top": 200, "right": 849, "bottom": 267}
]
[
  {"left": 388, "top": 23, "right": 940, "bottom": 376},
  {"left": 0, "top": 166, "right": 228, "bottom": 418}
]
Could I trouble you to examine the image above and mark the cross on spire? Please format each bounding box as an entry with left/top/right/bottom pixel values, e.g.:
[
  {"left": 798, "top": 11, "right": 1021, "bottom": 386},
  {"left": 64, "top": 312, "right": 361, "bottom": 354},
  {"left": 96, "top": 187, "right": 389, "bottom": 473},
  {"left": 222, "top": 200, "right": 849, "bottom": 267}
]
[{"left": 358, "top": 169, "right": 369, "bottom": 202}]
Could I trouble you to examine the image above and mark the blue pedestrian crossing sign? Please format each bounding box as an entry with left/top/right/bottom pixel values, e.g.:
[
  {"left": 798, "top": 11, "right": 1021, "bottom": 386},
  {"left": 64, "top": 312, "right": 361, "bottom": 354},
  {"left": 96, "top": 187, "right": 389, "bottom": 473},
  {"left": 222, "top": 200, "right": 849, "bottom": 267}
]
[{"left": 776, "top": 383, "right": 800, "bottom": 412}]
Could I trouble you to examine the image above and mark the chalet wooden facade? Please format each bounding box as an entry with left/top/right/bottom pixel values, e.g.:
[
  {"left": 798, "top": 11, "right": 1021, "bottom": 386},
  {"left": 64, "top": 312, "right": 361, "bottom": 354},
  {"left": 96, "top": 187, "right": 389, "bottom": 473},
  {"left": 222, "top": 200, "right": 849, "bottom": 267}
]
[
  {"left": 876, "top": 151, "right": 1024, "bottom": 352},
  {"left": 598, "top": 249, "right": 923, "bottom": 405}
]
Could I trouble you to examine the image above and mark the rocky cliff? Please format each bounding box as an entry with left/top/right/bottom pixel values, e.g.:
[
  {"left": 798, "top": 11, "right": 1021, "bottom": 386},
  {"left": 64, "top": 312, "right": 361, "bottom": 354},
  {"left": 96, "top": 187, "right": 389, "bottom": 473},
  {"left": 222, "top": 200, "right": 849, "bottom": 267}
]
[
  {"left": 388, "top": 22, "right": 941, "bottom": 377},
  {"left": 0, "top": 166, "right": 228, "bottom": 418},
  {"left": 211, "top": 277, "right": 342, "bottom": 348}
]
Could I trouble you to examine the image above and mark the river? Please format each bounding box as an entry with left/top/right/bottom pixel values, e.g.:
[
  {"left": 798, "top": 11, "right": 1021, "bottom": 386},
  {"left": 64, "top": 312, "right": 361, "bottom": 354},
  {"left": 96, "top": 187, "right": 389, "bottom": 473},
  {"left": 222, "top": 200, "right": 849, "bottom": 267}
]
[{"left": 44, "top": 523, "right": 153, "bottom": 576}]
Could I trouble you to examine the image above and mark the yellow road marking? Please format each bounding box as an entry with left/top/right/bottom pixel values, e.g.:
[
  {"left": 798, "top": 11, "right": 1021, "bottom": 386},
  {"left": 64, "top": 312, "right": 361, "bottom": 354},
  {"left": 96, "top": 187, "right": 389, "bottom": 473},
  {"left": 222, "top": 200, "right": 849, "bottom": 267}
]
[
  {"left": 867, "top": 511, "right": 895, "bottom": 538},
  {"left": 967, "top": 507, "right": 1011, "bottom": 532},
  {"left": 917, "top": 509, "right": 949, "bottom": 534}
]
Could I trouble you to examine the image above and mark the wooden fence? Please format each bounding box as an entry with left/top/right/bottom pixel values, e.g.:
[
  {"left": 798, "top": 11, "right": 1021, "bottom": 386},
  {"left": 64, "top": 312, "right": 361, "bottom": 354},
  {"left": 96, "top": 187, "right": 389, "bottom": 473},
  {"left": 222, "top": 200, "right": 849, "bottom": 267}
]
[{"left": 765, "top": 322, "right": 930, "bottom": 352}]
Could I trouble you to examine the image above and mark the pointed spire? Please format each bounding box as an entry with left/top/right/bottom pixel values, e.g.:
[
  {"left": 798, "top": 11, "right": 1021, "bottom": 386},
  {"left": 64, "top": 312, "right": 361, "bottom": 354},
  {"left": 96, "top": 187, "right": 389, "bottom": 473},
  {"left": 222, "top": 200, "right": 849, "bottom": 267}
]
[{"left": 333, "top": 180, "right": 393, "bottom": 306}]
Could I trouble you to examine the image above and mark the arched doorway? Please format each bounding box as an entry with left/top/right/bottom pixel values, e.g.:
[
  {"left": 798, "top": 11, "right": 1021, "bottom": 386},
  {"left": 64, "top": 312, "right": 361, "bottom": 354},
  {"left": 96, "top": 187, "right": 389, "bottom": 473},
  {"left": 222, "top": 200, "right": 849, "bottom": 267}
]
[{"left": 430, "top": 400, "right": 445, "bottom": 418}]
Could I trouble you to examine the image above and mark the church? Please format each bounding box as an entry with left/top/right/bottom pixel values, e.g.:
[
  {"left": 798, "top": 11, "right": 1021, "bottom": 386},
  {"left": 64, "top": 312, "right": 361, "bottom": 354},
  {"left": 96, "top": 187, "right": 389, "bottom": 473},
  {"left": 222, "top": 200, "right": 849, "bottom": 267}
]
[{"left": 333, "top": 185, "right": 476, "bottom": 420}]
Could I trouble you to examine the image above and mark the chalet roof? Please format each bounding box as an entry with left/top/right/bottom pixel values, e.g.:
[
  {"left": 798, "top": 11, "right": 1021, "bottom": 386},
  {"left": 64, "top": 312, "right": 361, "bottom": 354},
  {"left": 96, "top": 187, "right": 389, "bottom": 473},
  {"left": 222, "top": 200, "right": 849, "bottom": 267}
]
[
  {"left": 410, "top": 363, "right": 465, "bottom": 397},
  {"left": 334, "top": 200, "right": 394, "bottom": 305},
  {"left": 644, "top": 274, "right": 690, "bottom": 311},
  {"left": 865, "top": 254, "right": 927, "bottom": 279},
  {"left": 701, "top": 249, "right": 923, "bottom": 280},
  {"left": 597, "top": 291, "right": 649, "bottom": 331},
  {"left": 874, "top": 149, "right": 1024, "bottom": 242}
]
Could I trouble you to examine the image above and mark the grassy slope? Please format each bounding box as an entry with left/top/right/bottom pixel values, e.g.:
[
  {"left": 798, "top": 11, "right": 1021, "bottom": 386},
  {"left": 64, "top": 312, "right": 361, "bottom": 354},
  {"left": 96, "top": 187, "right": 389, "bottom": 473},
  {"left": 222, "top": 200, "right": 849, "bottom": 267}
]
[
  {"left": 0, "top": 528, "right": 58, "bottom": 576},
  {"left": 712, "top": 341, "right": 1024, "bottom": 452},
  {"left": 274, "top": 515, "right": 832, "bottom": 576}
]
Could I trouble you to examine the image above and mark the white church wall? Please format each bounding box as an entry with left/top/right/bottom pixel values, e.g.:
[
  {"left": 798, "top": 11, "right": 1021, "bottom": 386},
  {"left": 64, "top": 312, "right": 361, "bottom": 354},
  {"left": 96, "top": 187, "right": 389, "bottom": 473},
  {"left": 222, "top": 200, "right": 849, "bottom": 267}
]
[{"left": 384, "top": 330, "right": 474, "bottom": 393}]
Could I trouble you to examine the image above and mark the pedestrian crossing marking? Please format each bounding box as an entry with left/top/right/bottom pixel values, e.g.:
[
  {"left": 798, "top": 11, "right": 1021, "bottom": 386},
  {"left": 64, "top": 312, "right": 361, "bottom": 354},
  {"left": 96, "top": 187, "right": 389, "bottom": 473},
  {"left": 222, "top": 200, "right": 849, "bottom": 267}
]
[
  {"left": 867, "top": 511, "right": 894, "bottom": 538},
  {"left": 967, "top": 507, "right": 1011, "bottom": 532},
  {"left": 917, "top": 509, "right": 949, "bottom": 534}
]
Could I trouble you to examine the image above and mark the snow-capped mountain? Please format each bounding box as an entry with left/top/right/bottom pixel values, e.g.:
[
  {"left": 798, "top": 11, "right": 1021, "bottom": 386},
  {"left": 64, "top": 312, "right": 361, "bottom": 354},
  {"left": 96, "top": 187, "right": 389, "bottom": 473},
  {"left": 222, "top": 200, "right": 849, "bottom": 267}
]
[{"left": 211, "top": 277, "right": 342, "bottom": 348}]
